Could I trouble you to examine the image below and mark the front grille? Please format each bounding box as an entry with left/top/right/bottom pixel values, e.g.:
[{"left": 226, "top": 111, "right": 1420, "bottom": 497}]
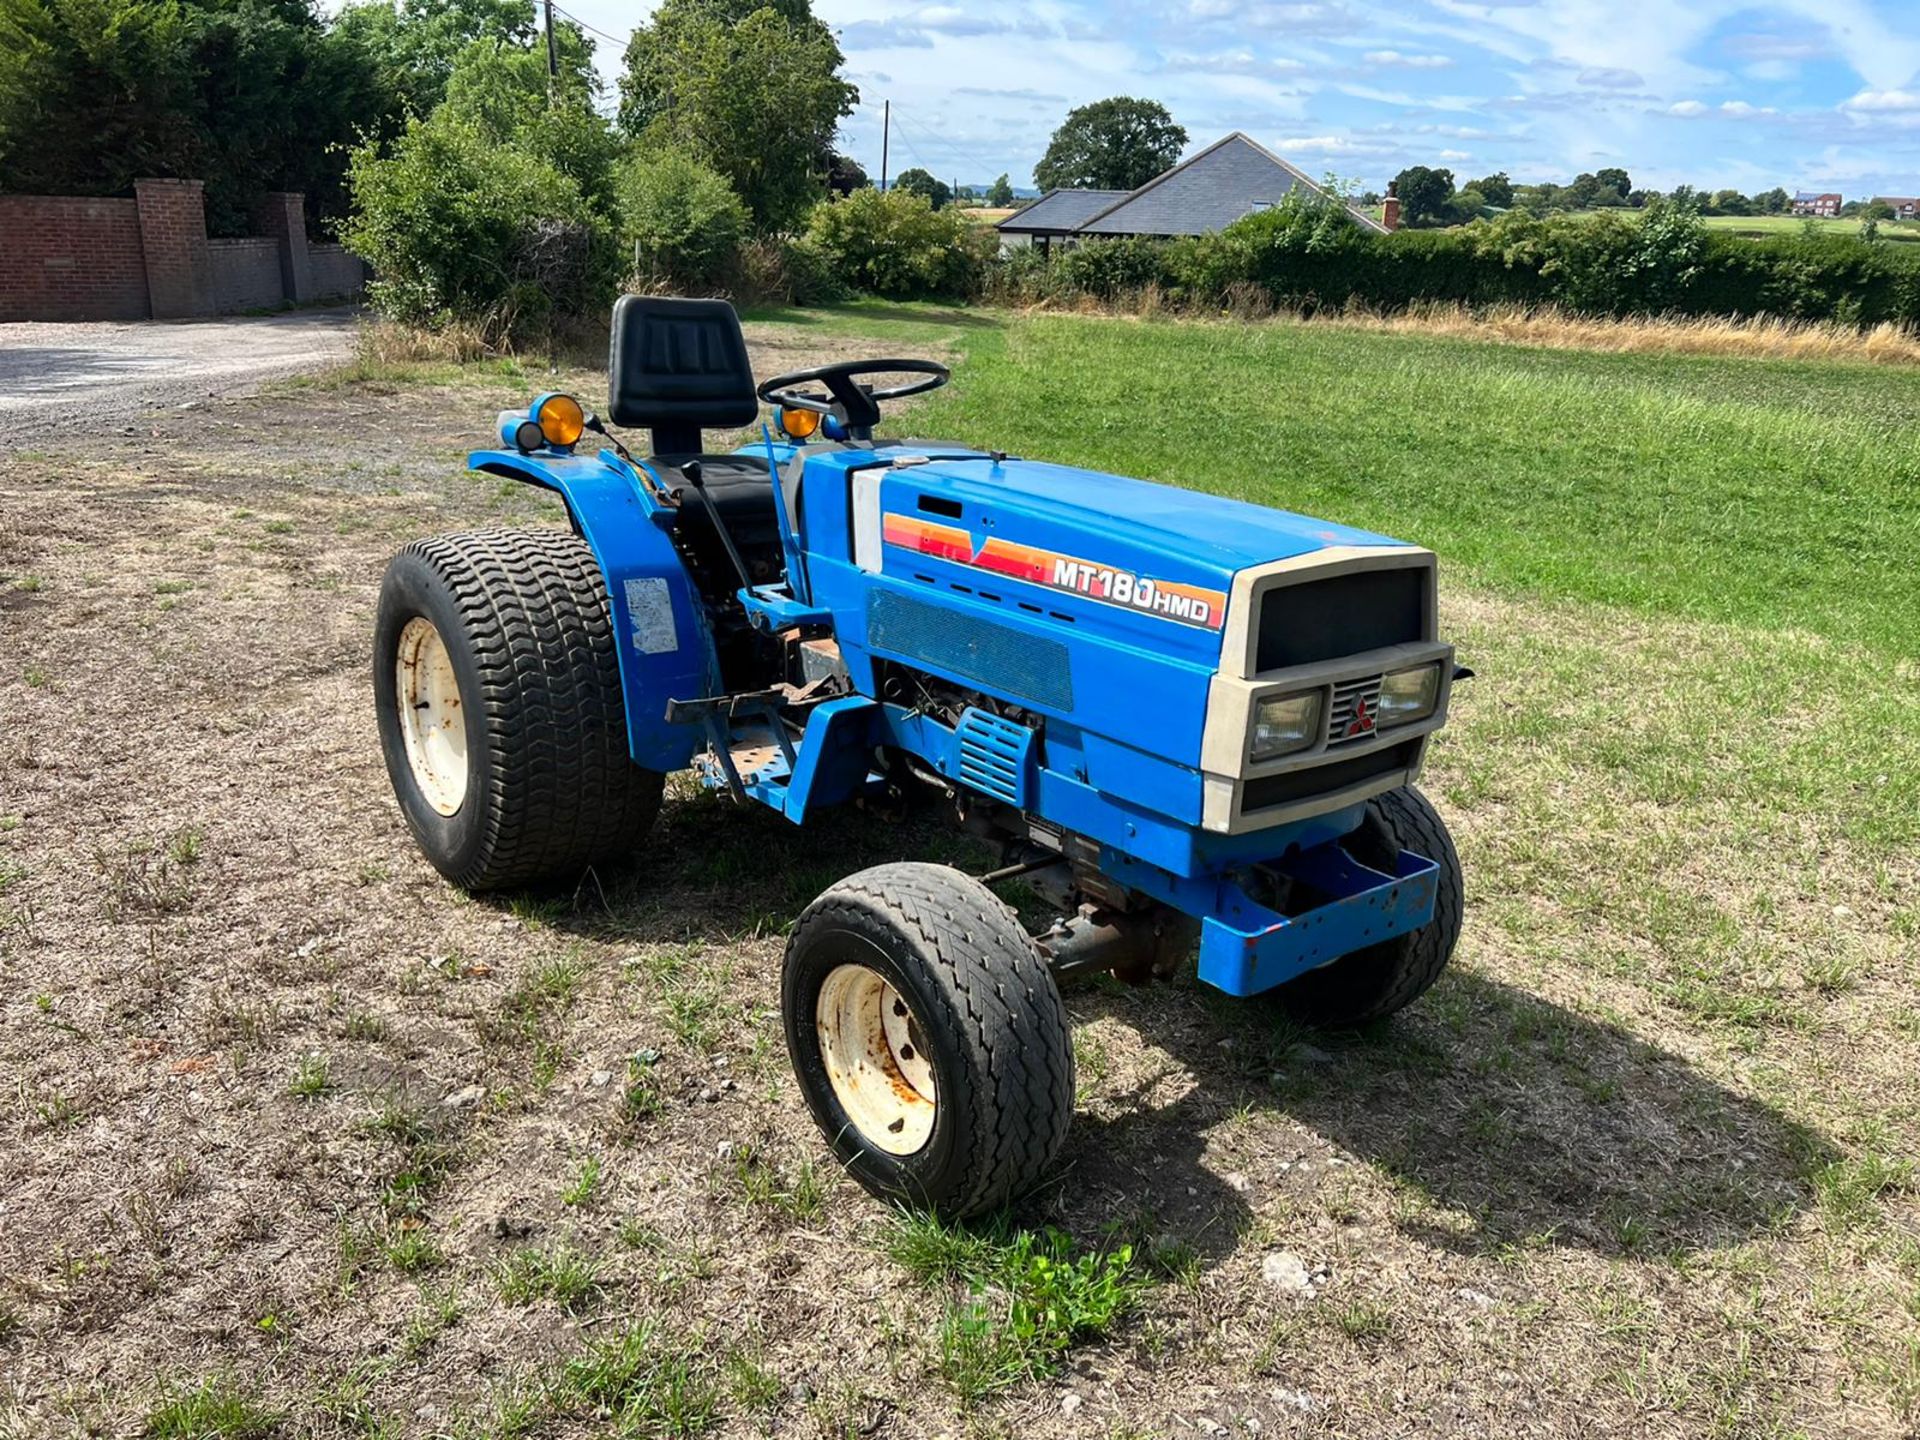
[
  {"left": 1326, "top": 673, "right": 1384, "bottom": 748},
  {"left": 1256, "top": 566, "right": 1427, "bottom": 672}
]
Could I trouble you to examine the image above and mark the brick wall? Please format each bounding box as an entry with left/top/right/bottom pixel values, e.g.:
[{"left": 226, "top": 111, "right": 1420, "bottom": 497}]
[
  {"left": 0, "top": 196, "right": 149, "bottom": 322},
  {"left": 208, "top": 238, "right": 285, "bottom": 312},
  {"left": 135, "top": 178, "right": 211, "bottom": 319},
  {"left": 0, "top": 178, "right": 365, "bottom": 322},
  {"left": 309, "top": 244, "right": 367, "bottom": 301}
]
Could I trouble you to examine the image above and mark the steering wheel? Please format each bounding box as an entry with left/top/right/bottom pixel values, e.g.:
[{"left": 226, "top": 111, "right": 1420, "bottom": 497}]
[{"left": 757, "top": 358, "right": 949, "bottom": 439}]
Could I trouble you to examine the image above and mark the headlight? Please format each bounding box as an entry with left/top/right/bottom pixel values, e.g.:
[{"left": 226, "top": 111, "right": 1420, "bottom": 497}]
[
  {"left": 1251, "top": 691, "right": 1322, "bottom": 761},
  {"left": 533, "top": 392, "right": 585, "bottom": 448},
  {"left": 1378, "top": 662, "right": 1441, "bottom": 726}
]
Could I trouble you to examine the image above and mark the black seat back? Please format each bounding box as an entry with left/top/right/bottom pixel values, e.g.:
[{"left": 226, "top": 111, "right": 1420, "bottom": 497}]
[{"left": 608, "top": 295, "right": 758, "bottom": 456}]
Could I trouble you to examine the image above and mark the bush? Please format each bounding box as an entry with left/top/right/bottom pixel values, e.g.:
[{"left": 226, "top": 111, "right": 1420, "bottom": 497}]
[
  {"left": 989, "top": 193, "right": 1920, "bottom": 330},
  {"left": 618, "top": 147, "right": 748, "bottom": 292},
  {"left": 1052, "top": 238, "right": 1170, "bottom": 300},
  {"left": 736, "top": 236, "right": 848, "bottom": 306},
  {"left": 343, "top": 113, "right": 617, "bottom": 335},
  {"left": 805, "top": 188, "right": 994, "bottom": 298}
]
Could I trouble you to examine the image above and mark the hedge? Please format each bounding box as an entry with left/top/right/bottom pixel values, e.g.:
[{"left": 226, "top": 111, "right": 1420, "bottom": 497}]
[{"left": 992, "top": 198, "right": 1920, "bottom": 328}]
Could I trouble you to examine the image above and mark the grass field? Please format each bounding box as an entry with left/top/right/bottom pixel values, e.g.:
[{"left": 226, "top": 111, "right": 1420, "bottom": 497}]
[
  {"left": 1702, "top": 214, "right": 1920, "bottom": 243},
  {"left": 3, "top": 303, "right": 1917, "bottom": 1438}
]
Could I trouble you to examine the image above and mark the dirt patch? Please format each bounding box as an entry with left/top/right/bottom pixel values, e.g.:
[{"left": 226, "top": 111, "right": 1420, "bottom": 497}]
[{"left": 0, "top": 325, "right": 1913, "bottom": 1439}]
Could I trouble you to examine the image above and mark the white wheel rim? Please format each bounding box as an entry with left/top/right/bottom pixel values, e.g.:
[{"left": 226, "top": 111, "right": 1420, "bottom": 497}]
[
  {"left": 816, "top": 963, "right": 937, "bottom": 1155},
  {"left": 395, "top": 616, "right": 468, "bottom": 817}
]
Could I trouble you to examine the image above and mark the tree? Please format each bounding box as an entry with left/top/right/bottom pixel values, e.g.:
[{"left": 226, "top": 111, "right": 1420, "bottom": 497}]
[
  {"left": 1390, "top": 165, "right": 1454, "bottom": 226},
  {"left": 1467, "top": 171, "right": 1513, "bottom": 208},
  {"left": 331, "top": 0, "right": 533, "bottom": 120},
  {"left": 1756, "top": 186, "right": 1790, "bottom": 214},
  {"left": 1709, "top": 189, "right": 1753, "bottom": 216},
  {"left": 986, "top": 173, "right": 1014, "bottom": 207},
  {"left": 1864, "top": 199, "right": 1896, "bottom": 221},
  {"left": 893, "top": 167, "right": 950, "bottom": 210},
  {"left": 0, "top": 0, "right": 392, "bottom": 234},
  {"left": 827, "top": 151, "right": 868, "bottom": 195},
  {"left": 617, "top": 0, "right": 856, "bottom": 232},
  {"left": 438, "top": 23, "right": 618, "bottom": 217},
  {"left": 1594, "top": 166, "right": 1631, "bottom": 201},
  {"left": 1034, "top": 96, "right": 1185, "bottom": 191}
]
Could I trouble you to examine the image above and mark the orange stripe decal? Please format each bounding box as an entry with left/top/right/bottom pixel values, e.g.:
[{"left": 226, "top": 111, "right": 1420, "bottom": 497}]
[{"left": 882, "top": 513, "right": 1227, "bottom": 630}]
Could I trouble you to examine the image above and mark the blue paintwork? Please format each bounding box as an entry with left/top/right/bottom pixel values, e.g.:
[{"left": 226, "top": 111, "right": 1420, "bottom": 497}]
[
  {"left": 1111, "top": 841, "right": 1439, "bottom": 993},
  {"left": 471, "top": 408, "right": 1440, "bottom": 997},
  {"left": 469, "top": 442, "right": 713, "bottom": 771}
]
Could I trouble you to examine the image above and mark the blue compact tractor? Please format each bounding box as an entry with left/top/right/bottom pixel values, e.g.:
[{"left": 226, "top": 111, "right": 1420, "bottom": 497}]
[{"left": 375, "top": 298, "right": 1463, "bottom": 1215}]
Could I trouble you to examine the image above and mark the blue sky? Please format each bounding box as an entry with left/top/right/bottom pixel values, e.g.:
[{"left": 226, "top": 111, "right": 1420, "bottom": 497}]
[{"left": 556, "top": 0, "right": 1920, "bottom": 197}]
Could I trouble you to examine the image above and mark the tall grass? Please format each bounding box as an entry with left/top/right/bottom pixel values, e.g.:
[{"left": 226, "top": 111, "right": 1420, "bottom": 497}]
[{"left": 1025, "top": 292, "right": 1920, "bottom": 366}]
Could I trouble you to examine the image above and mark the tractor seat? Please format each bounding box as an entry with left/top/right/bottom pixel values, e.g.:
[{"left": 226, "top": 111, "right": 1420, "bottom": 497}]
[{"left": 608, "top": 295, "right": 784, "bottom": 589}]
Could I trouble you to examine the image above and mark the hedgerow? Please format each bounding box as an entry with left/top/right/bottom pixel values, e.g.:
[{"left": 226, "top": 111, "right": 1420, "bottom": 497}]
[{"left": 992, "top": 192, "right": 1920, "bottom": 327}]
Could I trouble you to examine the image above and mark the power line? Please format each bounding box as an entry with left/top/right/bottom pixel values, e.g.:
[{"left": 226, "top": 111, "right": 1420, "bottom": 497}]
[
  {"left": 879, "top": 103, "right": 1007, "bottom": 182},
  {"left": 547, "top": 2, "right": 629, "bottom": 50}
]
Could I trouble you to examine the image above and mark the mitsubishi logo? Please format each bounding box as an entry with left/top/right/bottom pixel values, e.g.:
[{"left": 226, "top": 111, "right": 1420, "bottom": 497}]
[{"left": 1343, "top": 695, "right": 1376, "bottom": 740}]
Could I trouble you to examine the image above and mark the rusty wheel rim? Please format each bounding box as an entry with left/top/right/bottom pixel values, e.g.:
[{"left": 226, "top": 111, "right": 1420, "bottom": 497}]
[
  {"left": 816, "top": 963, "right": 936, "bottom": 1155},
  {"left": 395, "top": 616, "right": 467, "bottom": 817}
]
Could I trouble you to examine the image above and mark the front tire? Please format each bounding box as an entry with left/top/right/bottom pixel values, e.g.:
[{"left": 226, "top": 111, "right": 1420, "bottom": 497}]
[
  {"left": 1271, "top": 785, "right": 1463, "bottom": 1027},
  {"left": 373, "top": 528, "right": 663, "bottom": 891},
  {"left": 783, "top": 863, "right": 1074, "bottom": 1217}
]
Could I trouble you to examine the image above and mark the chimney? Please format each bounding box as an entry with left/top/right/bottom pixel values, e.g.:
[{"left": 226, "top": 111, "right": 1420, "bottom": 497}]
[{"left": 1381, "top": 179, "right": 1400, "bottom": 233}]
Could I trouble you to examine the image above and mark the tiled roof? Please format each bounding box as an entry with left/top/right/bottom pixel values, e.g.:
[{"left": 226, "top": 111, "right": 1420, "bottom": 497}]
[
  {"left": 996, "top": 189, "right": 1131, "bottom": 233},
  {"left": 1076, "top": 133, "right": 1389, "bottom": 238}
]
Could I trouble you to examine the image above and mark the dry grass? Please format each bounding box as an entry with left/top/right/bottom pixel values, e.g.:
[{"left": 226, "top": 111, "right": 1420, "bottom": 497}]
[
  {"left": 1033, "top": 288, "right": 1920, "bottom": 365},
  {"left": 0, "top": 312, "right": 1914, "bottom": 1439},
  {"left": 1321, "top": 299, "right": 1920, "bottom": 365}
]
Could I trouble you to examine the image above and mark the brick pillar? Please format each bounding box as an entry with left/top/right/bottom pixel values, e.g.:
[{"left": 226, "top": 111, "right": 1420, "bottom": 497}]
[
  {"left": 256, "top": 191, "right": 312, "bottom": 304},
  {"left": 1381, "top": 179, "right": 1401, "bottom": 233},
  {"left": 134, "top": 179, "right": 210, "bottom": 318}
]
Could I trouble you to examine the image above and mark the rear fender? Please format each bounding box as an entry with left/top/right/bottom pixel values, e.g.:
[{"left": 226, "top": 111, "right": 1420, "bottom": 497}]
[{"left": 471, "top": 448, "right": 712, "bottom": 771}]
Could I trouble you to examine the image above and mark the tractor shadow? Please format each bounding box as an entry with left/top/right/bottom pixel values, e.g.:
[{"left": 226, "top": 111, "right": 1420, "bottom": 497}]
[
  {"left": 1055, "top": 973, "right": 1835, "bottom": 1267},
  {"left": 514, "top": 795, "right": 1834, "bottom": 1269}
]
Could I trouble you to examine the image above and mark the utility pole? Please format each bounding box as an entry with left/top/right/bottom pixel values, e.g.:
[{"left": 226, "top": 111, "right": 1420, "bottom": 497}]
[
  {"left": 544, "top": 0, "right": 558, "bottom": 105},
  {"left": 880, "top": 100, "right": 890, "bottom": 192}
]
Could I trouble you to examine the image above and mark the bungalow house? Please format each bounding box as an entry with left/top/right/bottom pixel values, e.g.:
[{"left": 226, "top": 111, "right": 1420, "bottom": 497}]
[
  {"left": 998, "top": 133, "right": 1389, "bottom": 254},
  {"left": 996, "top": 188, "right": 1130, "bottom": 255},
  {"left": 1791, "top": 190, "right": 1842, "bottom": 217},
  {"left": 1873, "top": 196, "right": 1919, "bottom": 220}
]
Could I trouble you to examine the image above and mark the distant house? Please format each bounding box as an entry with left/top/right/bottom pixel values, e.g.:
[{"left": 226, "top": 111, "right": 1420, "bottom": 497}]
[
  {"left": 1792, "top": 191, "right": 1842, "bottom": 217},
  {"left": 1873, "top": 196, "right": 1919, "bottom": 220},
  {"left": 996, "top": 188, "right": 1130, "bottom": 255},
  {"left": 997, "top": 133, "right": 1389, "bottom": 255}
]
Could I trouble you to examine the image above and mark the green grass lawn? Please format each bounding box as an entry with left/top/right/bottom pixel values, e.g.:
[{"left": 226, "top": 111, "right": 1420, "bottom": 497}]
[{"left": 1702, "top": 213, "right": 1920, "bottom": 242}]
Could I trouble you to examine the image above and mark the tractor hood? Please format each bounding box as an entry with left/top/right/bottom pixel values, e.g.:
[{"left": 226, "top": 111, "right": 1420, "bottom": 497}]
[
  {"left": 837, "top": 448, "right": 1418, "bottom": 654},
  {"left": 903, "top": 453, "right": 1406, "bottom": 576}
]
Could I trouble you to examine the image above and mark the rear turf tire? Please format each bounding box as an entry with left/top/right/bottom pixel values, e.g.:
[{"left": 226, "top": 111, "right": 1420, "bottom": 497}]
[
  {"left": 783, "top": 862, "right": 1074, "bottom": 1217},
  {"left": 1271, "top": 785, "right": 1463, "bottom": 1028},
  {"left": 373, "top": 528, "right": 663, "bottom": 892}
]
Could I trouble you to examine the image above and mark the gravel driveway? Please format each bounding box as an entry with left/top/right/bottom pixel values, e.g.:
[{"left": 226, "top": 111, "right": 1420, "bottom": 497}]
[{"left": 0, "top": 308, "right": 358, "bottom": 432}]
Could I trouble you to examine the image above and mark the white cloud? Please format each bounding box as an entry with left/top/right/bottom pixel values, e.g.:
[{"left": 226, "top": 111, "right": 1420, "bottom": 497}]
[
  {"left": 1843, "top": 88, "right": 1920, "bottom": 111},
  {"left": 1718, "top": 100, "right": 1776, "bottom": 116},
  {"left": 1668, "top": 99, "right": 1709, "bottom": 116},
  {"left": 1576, "top": 65, "right": 1642, "bottom": 87},
  {"left": 1439, "top": 147, "right": 1473, "bottom": 160},
  {"left": 1273, "top": 134, "right": 1400, "bottom": 155},
  {"left": 1363, "top": 49, "right": 1454, "bottom": 68}
]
